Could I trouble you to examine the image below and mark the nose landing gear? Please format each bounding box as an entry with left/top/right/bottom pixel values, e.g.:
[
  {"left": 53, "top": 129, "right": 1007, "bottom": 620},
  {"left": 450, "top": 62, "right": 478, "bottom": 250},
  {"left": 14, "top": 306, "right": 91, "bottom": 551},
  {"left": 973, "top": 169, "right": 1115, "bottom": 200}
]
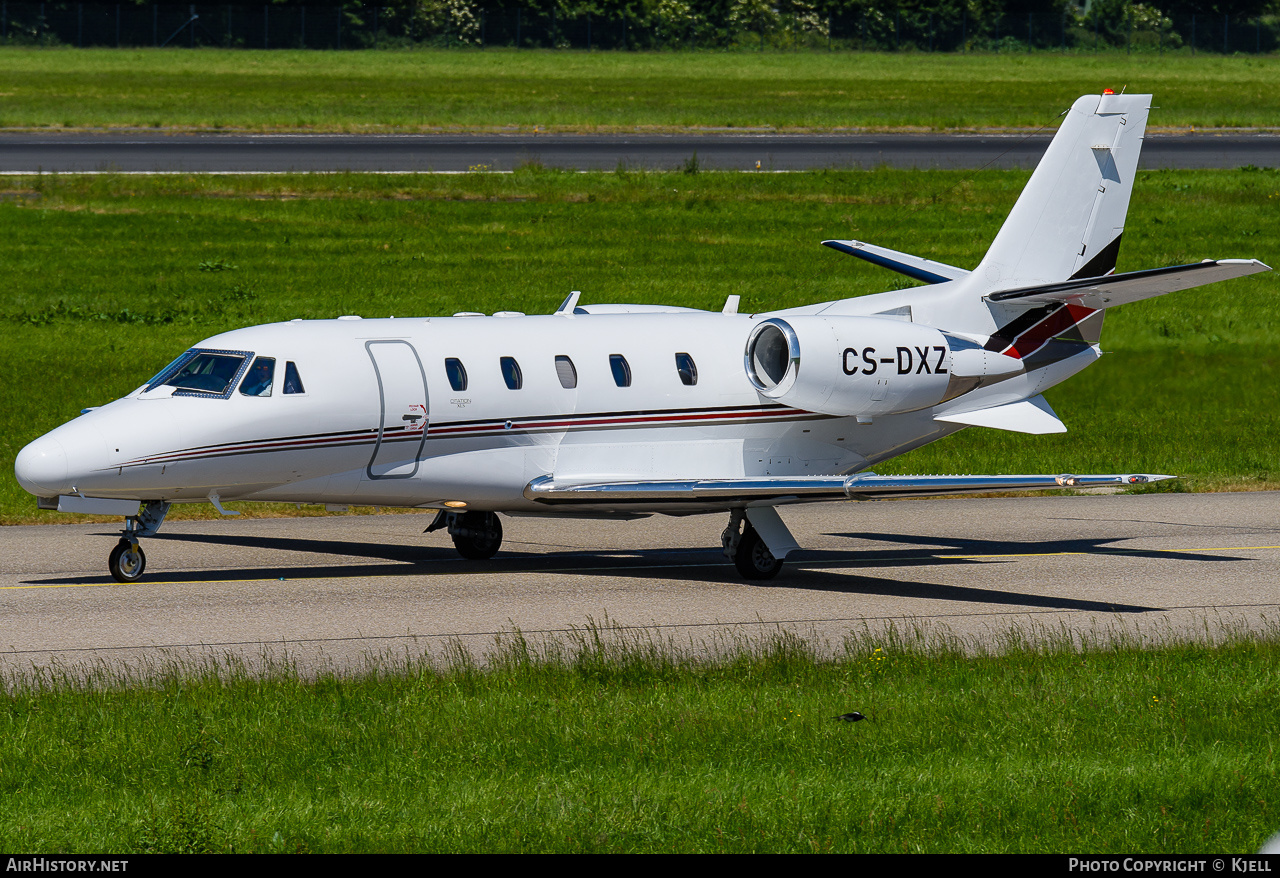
[
  {"left": 109, "top": 539, "right": 146, "bottom": 583},
  {"left": 108, "top": 500, "right": 170, "bottom": 583}
]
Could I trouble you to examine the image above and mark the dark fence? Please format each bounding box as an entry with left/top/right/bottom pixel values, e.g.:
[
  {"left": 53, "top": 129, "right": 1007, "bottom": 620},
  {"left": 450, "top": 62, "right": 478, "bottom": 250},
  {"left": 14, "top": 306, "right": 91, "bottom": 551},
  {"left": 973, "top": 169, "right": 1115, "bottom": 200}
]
[{"left": 1, "top": 2, "right": 1276, "bottom": 53}]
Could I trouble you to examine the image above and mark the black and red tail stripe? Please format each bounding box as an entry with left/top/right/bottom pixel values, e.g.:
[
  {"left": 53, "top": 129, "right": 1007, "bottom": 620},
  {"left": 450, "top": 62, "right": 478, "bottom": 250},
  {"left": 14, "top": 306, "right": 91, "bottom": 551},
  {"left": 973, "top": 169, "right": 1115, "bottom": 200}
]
[{"left": 985, "top": 302, "right": 1101, "bottom": 362}]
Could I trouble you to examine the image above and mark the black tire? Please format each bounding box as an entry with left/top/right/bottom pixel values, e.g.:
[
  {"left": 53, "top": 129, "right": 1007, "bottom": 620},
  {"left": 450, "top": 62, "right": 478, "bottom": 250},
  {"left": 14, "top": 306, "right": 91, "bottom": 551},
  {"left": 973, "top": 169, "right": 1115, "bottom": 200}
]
[
  {"left": 734, "top": 524, "right": 783, "bottom": 580},
  {"left": 451, "top": 512, "right": 503, "bottom": 560},
  {"left": 108, "top": 539, "right": 146, "bottom": 583}
]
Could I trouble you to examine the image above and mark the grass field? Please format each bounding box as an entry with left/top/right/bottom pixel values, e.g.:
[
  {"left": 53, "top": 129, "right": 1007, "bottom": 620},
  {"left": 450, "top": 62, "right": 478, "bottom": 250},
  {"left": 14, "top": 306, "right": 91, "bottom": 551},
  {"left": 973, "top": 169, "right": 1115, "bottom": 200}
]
[
  {"left": 1, "top": 48, "right": 1279, "bottom": 131},
  {"left": 2, "top": 623, "right": 1276, "bottom": 852},
  {"left": 2, "top": 167, "right": 1276, "bottom": 522}
]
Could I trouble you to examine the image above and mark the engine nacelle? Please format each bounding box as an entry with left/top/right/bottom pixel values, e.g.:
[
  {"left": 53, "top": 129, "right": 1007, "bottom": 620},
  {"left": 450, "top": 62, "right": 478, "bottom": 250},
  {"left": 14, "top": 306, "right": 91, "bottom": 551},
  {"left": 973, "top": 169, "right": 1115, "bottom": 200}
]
[{"left": 745, "top": 316, "right": 964, "bottom": 417}]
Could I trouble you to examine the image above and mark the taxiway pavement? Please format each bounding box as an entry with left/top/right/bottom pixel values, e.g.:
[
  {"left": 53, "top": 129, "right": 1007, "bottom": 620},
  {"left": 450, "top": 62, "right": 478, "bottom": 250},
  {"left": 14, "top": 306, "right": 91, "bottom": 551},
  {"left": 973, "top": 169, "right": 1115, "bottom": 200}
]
[
  {"left": 1, "top": 132, "right": 1277, "bottom": 173},
  {"left": 3, "top": 491, "right": 1277, "bottom": 678}
]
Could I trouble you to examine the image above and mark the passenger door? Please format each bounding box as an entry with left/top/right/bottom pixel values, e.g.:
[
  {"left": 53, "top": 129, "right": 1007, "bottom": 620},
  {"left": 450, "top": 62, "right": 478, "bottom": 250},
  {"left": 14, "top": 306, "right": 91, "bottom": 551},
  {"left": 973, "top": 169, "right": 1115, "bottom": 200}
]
[{"left": 365, "top": 340, "right": 429, "bottom": 479}]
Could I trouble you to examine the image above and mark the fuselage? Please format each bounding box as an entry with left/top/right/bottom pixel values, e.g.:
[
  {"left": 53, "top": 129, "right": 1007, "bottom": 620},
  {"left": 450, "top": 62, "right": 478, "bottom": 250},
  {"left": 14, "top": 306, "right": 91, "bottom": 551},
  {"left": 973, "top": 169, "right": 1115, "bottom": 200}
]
[{"left": 14, "top": 304, "right": 1101, "bottom": 516}]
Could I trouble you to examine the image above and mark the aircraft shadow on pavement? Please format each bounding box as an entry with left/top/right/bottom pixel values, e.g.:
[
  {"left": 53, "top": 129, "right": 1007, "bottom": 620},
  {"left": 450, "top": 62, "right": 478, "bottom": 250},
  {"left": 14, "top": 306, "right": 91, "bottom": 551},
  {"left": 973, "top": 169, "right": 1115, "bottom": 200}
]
[
  {"left": 28, "top": 525, "right": 1236, "bottom": 613},
  {"left": 826, "top": 530, "right": 1246, "bottom": 565}
]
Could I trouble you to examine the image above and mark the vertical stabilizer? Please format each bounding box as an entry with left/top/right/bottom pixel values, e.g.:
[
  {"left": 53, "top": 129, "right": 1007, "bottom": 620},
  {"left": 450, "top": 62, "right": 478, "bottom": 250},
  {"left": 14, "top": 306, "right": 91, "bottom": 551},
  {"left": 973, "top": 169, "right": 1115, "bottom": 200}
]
[{"left": 974, "top": 93, "right": 1151, "bottom": 288}]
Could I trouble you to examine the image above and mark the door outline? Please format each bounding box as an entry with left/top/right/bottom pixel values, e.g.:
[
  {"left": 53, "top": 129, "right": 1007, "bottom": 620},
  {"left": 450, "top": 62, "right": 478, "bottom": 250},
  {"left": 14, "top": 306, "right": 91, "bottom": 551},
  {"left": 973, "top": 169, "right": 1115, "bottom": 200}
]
[{"left": 365, "top": 339, "right": 429, "bottom": 480}]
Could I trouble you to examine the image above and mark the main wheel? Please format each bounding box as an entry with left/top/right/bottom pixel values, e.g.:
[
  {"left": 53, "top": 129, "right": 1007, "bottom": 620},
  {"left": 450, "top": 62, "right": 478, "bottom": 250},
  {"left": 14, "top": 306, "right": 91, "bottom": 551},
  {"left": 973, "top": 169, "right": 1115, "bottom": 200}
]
[
  {"left": 108, "top": 539, "right": 146, "bottom": 583},
  {"left": 451, "top": 512, "right": 503, "bottom": 560},
  {"left": 734, "top": 525, "right": 783, "bottom": 580}
]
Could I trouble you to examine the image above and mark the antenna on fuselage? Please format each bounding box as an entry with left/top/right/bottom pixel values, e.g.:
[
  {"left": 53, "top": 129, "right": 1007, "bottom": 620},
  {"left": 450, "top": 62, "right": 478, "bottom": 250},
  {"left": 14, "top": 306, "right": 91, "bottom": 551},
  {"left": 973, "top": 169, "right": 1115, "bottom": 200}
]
[{"left": 555, "top": 291, "right": 582, "bottom": 315}]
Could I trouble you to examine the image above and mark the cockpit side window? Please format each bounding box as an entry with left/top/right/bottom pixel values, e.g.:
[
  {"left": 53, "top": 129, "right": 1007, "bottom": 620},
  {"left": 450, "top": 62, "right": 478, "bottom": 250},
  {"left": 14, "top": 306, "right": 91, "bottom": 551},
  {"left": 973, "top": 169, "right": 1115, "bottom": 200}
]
[
  {"left": 239, "top": 357, "right": 276, "bottom": 397},
  {"left": 283, "top": 361, "right": 306, "bottom": 394},
  {"left": 162, "top": 349, "right": 253, "bottom": 399}
]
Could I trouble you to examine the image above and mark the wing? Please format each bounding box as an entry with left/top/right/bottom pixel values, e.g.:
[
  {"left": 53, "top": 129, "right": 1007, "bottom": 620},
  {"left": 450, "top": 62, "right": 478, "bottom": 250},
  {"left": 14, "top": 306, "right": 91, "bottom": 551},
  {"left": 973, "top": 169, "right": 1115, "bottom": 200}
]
[{"left": 524, "top": 472, "right": 1173, "bottom": 508}]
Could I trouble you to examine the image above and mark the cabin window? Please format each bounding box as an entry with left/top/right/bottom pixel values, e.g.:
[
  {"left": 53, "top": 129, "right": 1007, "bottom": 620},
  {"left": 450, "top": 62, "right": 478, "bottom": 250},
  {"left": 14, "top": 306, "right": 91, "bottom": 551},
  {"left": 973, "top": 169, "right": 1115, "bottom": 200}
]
[
  {"left": 500, "top": 356, "right": 523, "bottom": 390},
  {"left": 445, "top": 358, "right": 468, "bottom": 392},
  {"left": 239, "top": 357, "right": 276, "bottom": 397},
  {"left": 609, "top": 354, "right": 632, "bottom": 388},
  {"left": 675, "top": 352, "right": 698, "bottom": 386},
  {"left": 555, "top": 355, "right": 577, "bottom": 389},
  {"left": 283, "top": 361, "right": 306, "bottom": 394},
  {"left": 161, "top": 349, "right": 252, "bottom": 398}
]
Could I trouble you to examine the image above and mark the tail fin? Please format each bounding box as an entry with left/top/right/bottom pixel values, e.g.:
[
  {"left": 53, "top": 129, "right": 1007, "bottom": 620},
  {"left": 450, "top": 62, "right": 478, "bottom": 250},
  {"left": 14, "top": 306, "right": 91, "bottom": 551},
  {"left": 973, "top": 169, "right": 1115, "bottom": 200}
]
[{"left": 974, "top": 93, "right": 1151, "bottom": 288}]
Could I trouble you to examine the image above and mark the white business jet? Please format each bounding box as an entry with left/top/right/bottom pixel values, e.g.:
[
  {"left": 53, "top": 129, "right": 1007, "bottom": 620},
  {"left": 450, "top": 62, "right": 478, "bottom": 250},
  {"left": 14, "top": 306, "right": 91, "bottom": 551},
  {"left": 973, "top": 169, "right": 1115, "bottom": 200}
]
[{"left": 13, "top": 92, "right": 1270, "bottom": 583}]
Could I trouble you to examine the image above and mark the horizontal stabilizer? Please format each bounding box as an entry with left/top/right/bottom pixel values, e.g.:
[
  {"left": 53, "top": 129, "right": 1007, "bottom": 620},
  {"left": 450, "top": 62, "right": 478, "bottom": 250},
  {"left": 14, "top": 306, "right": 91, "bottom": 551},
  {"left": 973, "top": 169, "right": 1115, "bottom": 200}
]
[
  {"left": 822, "top": 239, "right": 969, "bottom": 285},
  {"left": 986, "top": 259, "right": 1271, "bottom": 309},
  {"left": 524, "top": 472, "right": 1173, "bottom": 505},
  {"left": 935, "top": 395, "right": 1066, "bottom": 434}
]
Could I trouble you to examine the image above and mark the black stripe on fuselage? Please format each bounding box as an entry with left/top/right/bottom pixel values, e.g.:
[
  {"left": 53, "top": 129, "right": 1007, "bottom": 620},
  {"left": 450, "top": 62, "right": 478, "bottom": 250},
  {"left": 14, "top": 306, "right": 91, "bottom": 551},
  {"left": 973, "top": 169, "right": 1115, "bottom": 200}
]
[{"left": 111, "top": 403, "right": 817, "bottom": 470}]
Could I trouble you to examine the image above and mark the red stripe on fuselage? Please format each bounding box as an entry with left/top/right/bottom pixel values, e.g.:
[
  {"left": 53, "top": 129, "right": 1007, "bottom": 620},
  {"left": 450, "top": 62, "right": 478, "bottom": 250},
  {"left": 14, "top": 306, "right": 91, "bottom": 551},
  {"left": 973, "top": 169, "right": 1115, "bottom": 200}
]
[{"left": 112, "top": 405, "right": 813, "bottom": 470}]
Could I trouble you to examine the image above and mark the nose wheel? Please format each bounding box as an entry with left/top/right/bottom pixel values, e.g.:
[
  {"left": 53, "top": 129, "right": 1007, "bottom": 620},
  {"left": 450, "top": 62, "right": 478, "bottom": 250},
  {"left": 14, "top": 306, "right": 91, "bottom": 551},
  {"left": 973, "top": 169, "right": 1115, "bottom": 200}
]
[
  {"left": 108, "top": 539, "right": 146, "bottom": 583},
  {"left": 105, "top": 500, "right": 169, "bottom": 583}
]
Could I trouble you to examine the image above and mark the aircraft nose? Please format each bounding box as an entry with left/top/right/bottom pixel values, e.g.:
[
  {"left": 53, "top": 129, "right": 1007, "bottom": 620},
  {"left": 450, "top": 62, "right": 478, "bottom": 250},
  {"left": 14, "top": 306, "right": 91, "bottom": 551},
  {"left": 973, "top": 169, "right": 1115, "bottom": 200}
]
[{"left": 14, "top": 435, "right": 70, "bottom": 497}]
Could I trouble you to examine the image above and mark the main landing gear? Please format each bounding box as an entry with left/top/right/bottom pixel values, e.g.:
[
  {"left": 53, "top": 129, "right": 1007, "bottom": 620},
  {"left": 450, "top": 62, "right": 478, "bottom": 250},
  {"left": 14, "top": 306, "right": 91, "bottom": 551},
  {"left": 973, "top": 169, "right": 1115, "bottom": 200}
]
[
  {"left": 108, "top": 500, "right": 170, "bottom": 583},
  {"left": 427, "top": 510, "right": 504, "bottom": 560},
  {"left": 721, "top": 507, "right": 798, "bottom": 580}
]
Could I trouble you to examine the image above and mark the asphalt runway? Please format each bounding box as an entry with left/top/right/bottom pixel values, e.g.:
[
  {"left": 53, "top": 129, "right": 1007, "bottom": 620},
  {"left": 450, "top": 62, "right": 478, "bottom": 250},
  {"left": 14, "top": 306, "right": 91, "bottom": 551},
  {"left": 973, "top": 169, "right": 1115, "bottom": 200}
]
[
  {"left": 3, "top": 491, "right": 1278, "bottom": 679},
  {"left": 1, "top": 132, "right": 1277, "bottom": 173}
]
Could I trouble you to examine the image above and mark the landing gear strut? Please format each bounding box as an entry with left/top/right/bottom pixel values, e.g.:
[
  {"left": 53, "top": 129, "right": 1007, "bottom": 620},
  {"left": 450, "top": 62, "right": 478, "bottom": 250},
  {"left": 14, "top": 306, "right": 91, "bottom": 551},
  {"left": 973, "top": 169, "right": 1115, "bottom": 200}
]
[
  {"left": 427, "top": 510, "right": 504, "bottom": 560},
  {"left": 108, "top": 500, "right": 169, "bottom": 584},
  {"left": 722, "top": 509, "right": 784, "bottom": 580}
]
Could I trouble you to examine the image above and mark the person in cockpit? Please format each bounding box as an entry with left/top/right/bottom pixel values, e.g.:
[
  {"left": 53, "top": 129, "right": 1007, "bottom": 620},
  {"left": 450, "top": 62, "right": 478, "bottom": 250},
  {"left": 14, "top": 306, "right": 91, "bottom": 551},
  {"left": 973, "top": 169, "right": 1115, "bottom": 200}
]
[{"left": 240, "top": 357, "right": 275, "bottom": 397}]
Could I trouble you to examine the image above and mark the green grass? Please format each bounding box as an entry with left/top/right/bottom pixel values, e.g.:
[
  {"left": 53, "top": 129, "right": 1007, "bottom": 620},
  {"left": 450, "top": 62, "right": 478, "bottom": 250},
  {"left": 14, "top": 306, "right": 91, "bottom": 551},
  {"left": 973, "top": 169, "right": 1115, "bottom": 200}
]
[
  {"left": 1, "top": 167, "right": 1276, "bottom": 522},
  {"left": 1, "top": 48, "right": 1279, "bottom": 131},
  {"left": 2, "top": 624, "right": 1277, "bottom": 852}
]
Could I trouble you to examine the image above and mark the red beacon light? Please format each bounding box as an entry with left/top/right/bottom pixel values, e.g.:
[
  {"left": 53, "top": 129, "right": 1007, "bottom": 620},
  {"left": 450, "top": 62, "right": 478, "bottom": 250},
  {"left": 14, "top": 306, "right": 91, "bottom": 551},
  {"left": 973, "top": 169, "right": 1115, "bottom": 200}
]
[{"left": 1103, "top": 88, "right": 1115, "bottom": 95}]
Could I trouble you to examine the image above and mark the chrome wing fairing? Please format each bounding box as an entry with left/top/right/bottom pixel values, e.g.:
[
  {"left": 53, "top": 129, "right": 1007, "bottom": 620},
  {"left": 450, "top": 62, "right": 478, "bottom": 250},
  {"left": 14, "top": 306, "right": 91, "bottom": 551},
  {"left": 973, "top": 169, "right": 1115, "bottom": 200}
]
[{"left": 524, "top": 472, "right": 1175, "bottom": 506}]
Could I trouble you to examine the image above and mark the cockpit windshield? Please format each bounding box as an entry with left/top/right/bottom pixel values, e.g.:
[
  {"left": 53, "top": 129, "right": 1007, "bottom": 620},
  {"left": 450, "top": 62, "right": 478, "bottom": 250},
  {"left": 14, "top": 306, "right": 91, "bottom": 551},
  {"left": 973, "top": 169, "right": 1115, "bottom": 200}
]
[{"left": 146, "top": 349, "right": 253, "bottom": 398}]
